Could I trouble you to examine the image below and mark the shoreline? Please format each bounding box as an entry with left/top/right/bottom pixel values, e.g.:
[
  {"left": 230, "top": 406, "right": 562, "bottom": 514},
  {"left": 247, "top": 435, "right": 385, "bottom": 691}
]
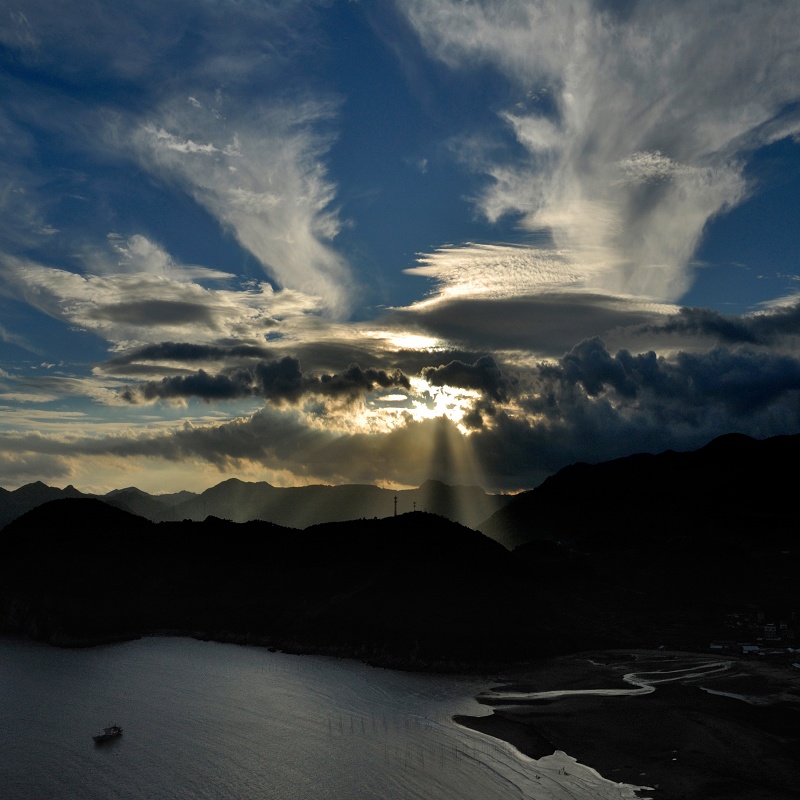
[
  {"left": 454, "top": 650, "right": 800, "bottom": 799},
  {"left": 9, "top": 630, "right": 800, "bottom": 796},
  {"left": 454, "top": 710, "right": 556, "bottom": 759}
]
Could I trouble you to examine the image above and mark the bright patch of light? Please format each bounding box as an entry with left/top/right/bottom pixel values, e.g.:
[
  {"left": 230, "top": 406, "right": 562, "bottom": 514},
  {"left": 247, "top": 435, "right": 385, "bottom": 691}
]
[
  {"left": 406, "top": 376, "right": 480, "bottom": 434},
  {"left": 301, "top": 400, "right": 405, "bottom": 435},
  {"left": 307, "top": 378, "right": 484, "bottom": 437},
  {"left": 390, "top": 333, "right": 441, "bottom": 349},
  {"left": 362, "top": 329, "right": 441, "bottom": 351}
]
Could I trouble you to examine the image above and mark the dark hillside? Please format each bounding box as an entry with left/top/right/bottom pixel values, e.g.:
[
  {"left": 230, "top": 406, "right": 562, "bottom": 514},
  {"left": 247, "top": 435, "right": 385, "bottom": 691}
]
[
  {"left": 0, "top": 499, "right": 153, "bottom": 644},
  {"left": 0, "top": 482, "right": 88, "bottom": 530},
  {"left": 0, "top": 502, "right": 544, "bottom": 665},
  {"left": 3, "top": 438, "right": 798, "bottom": 668},
  {"left": 479, "top": 432, "right": 800, "bottom": 550}
]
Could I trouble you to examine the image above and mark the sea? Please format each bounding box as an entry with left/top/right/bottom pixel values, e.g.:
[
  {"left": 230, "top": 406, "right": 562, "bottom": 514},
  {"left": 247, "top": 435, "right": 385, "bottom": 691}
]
[{"left": 0, "top": 636, "right": 648, "bottom": 799}]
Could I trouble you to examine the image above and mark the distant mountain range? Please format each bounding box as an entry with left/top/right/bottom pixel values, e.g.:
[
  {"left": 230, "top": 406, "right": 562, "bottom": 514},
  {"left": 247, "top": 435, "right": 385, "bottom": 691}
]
[
  {"left": 0, "top": 478, "right": 509, "bottom": 534},
  {"left": 4, "top": 430, "right": 800, "bottom": 549},
  {"left": 1, "top": 431, "right": 798, "bottom": 666}
]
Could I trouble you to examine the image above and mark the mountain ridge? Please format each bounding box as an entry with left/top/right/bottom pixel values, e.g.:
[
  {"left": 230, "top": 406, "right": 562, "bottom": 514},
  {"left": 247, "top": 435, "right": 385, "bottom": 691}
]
[
  {"left": 0, "top": 477, "right": 509, "bottom": 535},
  {"left": 479, "top": 430, "right": 800, "bottom": 549}
]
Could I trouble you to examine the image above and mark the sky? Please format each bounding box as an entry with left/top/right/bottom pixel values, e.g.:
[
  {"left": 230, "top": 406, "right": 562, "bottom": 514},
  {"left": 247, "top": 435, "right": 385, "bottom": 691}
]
[{"left": 1, "top": 0, "right": 800, "bottom": 495}]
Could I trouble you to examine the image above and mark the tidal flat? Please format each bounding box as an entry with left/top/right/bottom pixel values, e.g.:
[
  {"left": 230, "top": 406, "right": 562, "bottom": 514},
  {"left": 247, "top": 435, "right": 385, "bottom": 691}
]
[{"left": 457, "top": 650, "right": 800, "bottom": 799}]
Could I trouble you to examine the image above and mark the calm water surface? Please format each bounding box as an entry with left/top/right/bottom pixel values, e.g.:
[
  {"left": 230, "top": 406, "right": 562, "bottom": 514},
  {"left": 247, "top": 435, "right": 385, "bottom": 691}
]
[{"left": 0, "top": 637, "right": 647, "bottom": 799}]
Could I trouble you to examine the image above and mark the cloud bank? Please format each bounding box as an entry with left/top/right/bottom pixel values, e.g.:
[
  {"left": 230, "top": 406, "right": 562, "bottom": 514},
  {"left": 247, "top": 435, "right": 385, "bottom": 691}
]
[{"left": 121, "top": 358, "right": 410, "bottom": 406}]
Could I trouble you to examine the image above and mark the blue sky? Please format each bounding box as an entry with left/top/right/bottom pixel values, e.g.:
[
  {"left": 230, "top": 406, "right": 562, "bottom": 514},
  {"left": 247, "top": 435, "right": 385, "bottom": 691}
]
[{"left": 2, "top": 0, "right": 800, "bottom": 494}]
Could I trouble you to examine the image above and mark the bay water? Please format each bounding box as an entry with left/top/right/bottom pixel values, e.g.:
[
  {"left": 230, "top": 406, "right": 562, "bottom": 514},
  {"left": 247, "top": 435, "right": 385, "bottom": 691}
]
[{"left": 0, "top": 636, "right": 648, "bottom": 799}]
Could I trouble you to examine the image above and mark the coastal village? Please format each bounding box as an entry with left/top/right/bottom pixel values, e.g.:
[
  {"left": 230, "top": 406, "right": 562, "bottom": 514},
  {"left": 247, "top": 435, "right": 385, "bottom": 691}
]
[{"left": 710, "top": 608, "right": 800, "bottom": 668}]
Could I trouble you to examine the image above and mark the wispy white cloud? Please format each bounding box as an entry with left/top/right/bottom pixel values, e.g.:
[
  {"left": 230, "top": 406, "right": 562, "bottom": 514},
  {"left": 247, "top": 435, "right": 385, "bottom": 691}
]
[
  {"left": 0, "top": 10, "right": 38, "bottom": 50},
  {"left": 0, "top": 319, "right": 36, "bottom": 353},
  {"left": 2, "top": 0, "right": 355, "bottom": 317},
  {"left": 95, "top": 233, "right": 232, "bottom": 281},
  {"left": 398, "top": 241, "right": 683, "bottom": 357},
  {"left": 0, "top": 109, "right": 63, "bottom": 255},
  {"left": 128, "top": 98, "right": 354, "bottom": 316},
  {"left": 402, "top": 0, "right": 800, "bottom": 302},
  {"left": 615, "top": 151, "right": 698, "bottom": 183},
  {"left": 0, "top": 250, "right": 323, "bottom": 350},
  {"left": 146, "top": 127, "right": 220, "bottom": 155},
  {"left": 405, "top": 241, "right": 592, "bottom": 305}
]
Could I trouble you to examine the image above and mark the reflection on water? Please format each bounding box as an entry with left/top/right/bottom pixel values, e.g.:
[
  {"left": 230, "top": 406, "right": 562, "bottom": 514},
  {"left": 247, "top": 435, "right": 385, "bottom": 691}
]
[{"left": 0, "top": 637, "right": 648, "bottom": 799}]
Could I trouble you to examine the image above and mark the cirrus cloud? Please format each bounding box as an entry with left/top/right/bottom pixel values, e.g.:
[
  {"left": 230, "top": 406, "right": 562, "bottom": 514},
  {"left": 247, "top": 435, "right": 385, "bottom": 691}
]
[{"left": 402, "top": 0, "right": 800, "bottom": 301}]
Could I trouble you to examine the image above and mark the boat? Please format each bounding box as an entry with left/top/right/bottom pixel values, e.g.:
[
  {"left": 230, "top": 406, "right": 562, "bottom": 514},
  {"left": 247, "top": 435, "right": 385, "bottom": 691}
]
[{"left": 92, "top": 724, "right": 123, "bottom": 743}]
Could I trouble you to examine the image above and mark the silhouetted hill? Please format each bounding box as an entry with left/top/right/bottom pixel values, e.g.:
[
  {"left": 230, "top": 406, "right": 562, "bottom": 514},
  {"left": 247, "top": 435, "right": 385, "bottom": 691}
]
[
  {"left": 0, "top": 482, "right": 88, "bottom": 530},
  {"left": 1, "top": 488, "right": 798, "bottom": 664},
  {"left": 4, "top": 496, "right": 148, "bottom": 536},
  {"left": 478, "top": 431, "right": 800, "bottom": 550},
  {"left": 168, "top": 477, "right": 275, "bottom": 522},
  {"left": 0, "top": 500, "right": 537, "bottom": 664},
  {"left": 102, "top": 487, "right": 178, "bottom": 520}
]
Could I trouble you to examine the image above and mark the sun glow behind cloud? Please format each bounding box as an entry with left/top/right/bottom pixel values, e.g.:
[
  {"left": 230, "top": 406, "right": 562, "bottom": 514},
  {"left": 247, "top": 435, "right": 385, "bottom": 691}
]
[
  {"left": 382, "top": 333, "right": 442, "bottom": 351},
  {"left": 330, "top": 378, "right": 484, "bottom": 438},
  {"left": 405, "top": 377, "right": 481, "bottom": 434}
]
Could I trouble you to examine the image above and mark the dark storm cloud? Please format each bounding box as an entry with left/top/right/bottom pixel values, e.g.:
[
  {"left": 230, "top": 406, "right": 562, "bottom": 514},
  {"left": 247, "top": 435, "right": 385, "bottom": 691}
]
[
  {"left": 461, "top": 398, "right": 499, "bottom": 431},
  {"left": 108, "top": 335, "right": 800, "bottom": 490},
  {"left": 107, "top": 341, "right": 273, "bottom": 367},
  {"left": 156, "top": 411, "right": 487, "bottom": 487},
  {"left": 633, "top": 302, "right": 800, "bottom": 346},
  {"left": 0, "top": 408, "right": 486, "bottom": 487},
  {"left": 317, "top": 362, "right": 411, "bottom": 394},
  {"left": 674, "top": 348, "right": 800, "bottom": 413},
  {"left": 7, "top": 333, "right": 800, "bottom": 492},
  {"left": 87, "top": 300, "right": 215, "bottom": 327},
  {"left": 455, "top": 344, "right": 800, "bottom": 488},
  {"left": 121, "top": 357, "right": 411, "bottom": 405},
  {"left": 128, "top": 370, "right": 245, "bottom": 403},
  {"left": 422, "top": 356, "right": 515, "bottom": 402},
  {"left": 535, "top": 337, "right": 800, "bottom": 414},
  {"left": 393, "top": 293, "right": 661, "bottom": 356}
]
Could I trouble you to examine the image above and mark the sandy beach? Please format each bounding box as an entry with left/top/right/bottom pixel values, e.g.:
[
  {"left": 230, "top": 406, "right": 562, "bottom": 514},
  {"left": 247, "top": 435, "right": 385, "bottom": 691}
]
[{"left": 456, "top": 650, "right": 800, "bottom": 799}]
